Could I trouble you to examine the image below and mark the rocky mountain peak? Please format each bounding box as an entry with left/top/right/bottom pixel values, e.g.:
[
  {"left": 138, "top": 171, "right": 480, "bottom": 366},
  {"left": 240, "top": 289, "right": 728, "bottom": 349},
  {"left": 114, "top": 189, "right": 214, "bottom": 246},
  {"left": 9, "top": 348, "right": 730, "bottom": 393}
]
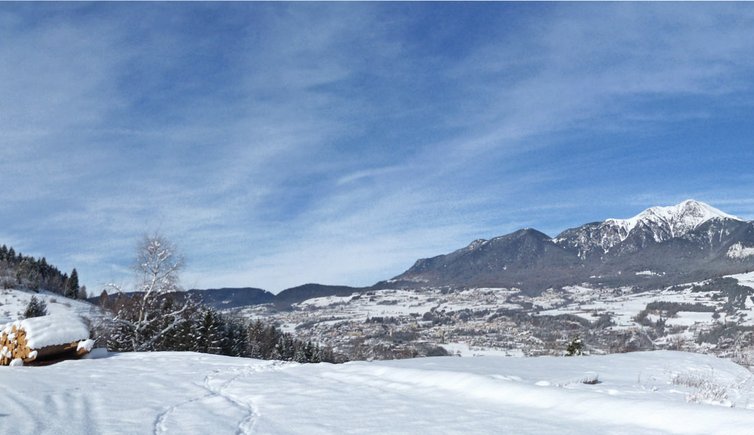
[
  {"left": 607, "top": 199, "right": 740, "bottom": 239},
  {"left": 554, "top": 200, "right": 742, "bottom": 257}
]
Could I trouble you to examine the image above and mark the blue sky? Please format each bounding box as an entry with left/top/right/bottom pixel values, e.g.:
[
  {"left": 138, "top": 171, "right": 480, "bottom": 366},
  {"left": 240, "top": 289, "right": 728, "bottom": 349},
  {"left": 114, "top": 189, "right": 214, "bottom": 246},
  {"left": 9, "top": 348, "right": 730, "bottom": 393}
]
[{"left": 2, "top": 3, "right": 754, "bottom": 293}]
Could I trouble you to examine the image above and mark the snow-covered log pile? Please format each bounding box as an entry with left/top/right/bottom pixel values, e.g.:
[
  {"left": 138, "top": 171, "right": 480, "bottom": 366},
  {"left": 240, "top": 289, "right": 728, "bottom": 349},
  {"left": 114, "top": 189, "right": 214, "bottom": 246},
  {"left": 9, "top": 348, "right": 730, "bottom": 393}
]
[{"left": 0, "top": 314, "right": 93, "bottom": 366}]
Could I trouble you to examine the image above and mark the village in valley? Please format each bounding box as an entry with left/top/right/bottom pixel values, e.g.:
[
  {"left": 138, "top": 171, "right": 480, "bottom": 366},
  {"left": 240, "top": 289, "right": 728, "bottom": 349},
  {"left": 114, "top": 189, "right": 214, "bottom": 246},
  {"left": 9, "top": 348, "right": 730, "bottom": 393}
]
[{"left": 237, "top": 272, "right": 754, "bottom": 362}]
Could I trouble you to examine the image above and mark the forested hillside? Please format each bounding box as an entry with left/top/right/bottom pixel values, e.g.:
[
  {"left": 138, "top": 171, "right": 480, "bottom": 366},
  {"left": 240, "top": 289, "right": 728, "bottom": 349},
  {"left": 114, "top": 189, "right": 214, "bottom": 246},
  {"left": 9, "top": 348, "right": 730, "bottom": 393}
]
[{"left": 0, "top": 244, "right": 84, "bottom": 298}]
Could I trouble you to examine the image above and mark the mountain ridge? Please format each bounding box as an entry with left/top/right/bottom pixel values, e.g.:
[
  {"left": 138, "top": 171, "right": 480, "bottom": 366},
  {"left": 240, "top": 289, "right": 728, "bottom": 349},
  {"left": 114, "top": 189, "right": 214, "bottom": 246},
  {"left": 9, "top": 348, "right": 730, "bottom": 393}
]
[
  {"left": 194, "top": 200, "right": 754, "bottom": 305},
  {"left": 393, "top": 200, "right": 754, "bottom": 293}
]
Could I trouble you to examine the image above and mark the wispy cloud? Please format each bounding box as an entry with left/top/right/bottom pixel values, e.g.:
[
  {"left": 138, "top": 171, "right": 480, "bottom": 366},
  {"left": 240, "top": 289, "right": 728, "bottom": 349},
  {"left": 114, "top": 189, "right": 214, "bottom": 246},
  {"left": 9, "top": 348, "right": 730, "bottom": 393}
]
[{"left": 1, "top": 3, "right": 753, "bottom": 292}]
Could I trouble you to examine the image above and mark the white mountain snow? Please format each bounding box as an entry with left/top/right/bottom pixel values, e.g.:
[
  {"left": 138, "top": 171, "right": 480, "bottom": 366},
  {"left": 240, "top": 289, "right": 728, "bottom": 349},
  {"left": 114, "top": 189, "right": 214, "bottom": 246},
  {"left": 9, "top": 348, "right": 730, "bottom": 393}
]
[
  {"left": 606, "top": 199, "right": 740, "bottom": 240},
  {"left": 728, "top": 242, "right": 754, "bottom": 260},
  {"left": 557, "top": 199, "right": 743, "bottom": 255}
]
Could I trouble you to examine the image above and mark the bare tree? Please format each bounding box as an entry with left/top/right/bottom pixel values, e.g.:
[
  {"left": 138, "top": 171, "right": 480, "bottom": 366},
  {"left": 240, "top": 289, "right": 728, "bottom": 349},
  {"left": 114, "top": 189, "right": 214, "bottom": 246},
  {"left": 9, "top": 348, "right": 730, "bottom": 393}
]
[{"left": 107, "top": 233, "right": 194, "bottom": 351}]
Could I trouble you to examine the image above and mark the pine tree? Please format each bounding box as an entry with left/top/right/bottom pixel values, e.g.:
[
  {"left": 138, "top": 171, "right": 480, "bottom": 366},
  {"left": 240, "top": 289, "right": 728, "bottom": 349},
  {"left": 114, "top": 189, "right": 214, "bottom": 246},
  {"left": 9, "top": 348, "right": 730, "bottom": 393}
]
[
  {"left": 303, "top": 341, "right": 315, "bottom": 362},
  {"left": 77, "top": 285, "right": 88, "bottom": 300},
  {"left": 221, "top": 317, "right": 248, "bottom": 357},
  {"left": 247, "top": 320, "right": 267, "bottom": 358},
  {"left": 154, "top": 295, "right": 200, "bottom": 351},
  {"left": 317, "top": 345, "right": 336, "bottom": 363},
  {"left": 23, "top": 296, "right": 47, "bottom": 318},
  {"left": 566, "top": 336, "right": 584, "bottom": 356},
  {"left": 276, "top": 333, "right": 296, "bottom": 361},
  {"left": 293, "top": 342, "right": 308, "bottom": 363},
  {"left": 65, "top": 268, "right": 80, "bottom": 299},
  {"left": 195, "top": 308, "right": 224, "bottom": 354}
]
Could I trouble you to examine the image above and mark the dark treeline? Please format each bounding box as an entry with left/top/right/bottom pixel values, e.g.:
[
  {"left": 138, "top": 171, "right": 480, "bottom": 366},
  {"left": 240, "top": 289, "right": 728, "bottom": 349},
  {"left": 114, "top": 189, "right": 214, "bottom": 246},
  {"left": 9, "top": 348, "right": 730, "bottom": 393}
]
[
  {"left": 0, "top": 244, "right": 85, "bottom": 299},
  {"left": 99, "top": 292, "right": 339, "bottom": 363}
]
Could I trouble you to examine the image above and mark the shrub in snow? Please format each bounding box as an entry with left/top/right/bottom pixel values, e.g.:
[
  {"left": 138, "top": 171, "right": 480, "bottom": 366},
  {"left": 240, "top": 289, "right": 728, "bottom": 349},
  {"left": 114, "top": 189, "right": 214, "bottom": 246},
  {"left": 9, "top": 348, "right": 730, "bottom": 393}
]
[
  {"left": 672, "top": 370, "right": 730, "bottom": 406},
  {"left": 580, "top": 373, "right": 600, "bottom": 385}
]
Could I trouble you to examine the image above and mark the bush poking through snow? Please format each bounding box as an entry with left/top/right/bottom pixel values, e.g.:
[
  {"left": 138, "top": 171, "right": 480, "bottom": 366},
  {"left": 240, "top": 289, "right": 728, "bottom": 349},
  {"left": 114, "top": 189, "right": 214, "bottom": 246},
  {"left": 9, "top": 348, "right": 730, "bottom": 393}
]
[
  {"left": 581, "top": 373, "right": 600, "bottom": 385},
  {"left": 672, "top": 370, "right": 730, "bottom": 405}
]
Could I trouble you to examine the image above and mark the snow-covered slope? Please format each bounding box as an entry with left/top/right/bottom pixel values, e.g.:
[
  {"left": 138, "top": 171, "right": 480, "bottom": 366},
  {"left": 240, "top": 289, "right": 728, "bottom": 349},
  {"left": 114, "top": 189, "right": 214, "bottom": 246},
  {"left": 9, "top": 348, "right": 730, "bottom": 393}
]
[
  {"left": 612, "top": 199, "right": 737, "bottom": 237},
  {"left": 605, "top": 199, "right": 740, "bottom": 243},
  {"left": 1, "top": 351, "right": 752, "bottom": 434},
  {"left": 556, "top": 199, "right": 743, "bottom": 256},
  {"left": 728, "top": 242, "right": 754, "bottom": 260},
  {"left": 0, "top": 288, "right": 100, "bottom": 324}
]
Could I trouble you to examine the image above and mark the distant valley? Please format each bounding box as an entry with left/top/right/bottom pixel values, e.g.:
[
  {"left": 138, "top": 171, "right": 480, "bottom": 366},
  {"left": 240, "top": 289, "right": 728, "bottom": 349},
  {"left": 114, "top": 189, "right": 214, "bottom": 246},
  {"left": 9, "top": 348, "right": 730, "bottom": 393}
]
[{"left": 200, "top": 200, "right": 754, "bottom": 360}]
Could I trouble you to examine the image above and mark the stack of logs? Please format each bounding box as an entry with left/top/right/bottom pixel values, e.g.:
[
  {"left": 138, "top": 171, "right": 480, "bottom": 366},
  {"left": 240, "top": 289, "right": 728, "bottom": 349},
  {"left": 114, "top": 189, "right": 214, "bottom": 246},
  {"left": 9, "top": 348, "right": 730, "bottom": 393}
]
[
  {"left": 0, "top": 324, "right": 88, "bottom": 366},
  {"left": 1, "top": 324, "right": 35, "bottom": 365}
]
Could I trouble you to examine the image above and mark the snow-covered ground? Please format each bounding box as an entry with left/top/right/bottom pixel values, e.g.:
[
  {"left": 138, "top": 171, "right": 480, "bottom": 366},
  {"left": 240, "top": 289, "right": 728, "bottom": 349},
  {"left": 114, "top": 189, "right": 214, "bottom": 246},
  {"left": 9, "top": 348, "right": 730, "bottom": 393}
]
[
  {"left": 536, "top": 278, "right": 754, "bottom": 328},
  {"left": 0, "top": 288, "right": 100, "bottom": 324},
  {"left": 2, "top": 350, "right": 753, "bottom": 434}
]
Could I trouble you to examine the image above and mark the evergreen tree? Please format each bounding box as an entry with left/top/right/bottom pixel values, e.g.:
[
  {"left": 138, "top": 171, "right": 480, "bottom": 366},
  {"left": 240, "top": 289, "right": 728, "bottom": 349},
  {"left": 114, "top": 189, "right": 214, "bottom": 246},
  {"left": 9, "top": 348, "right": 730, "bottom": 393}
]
[
  {"left": 304, "top": 341, "right": 316, "bottom": 362},
  {"left": 221, "top": 317, "right": 248, "bottom": 357},
  {"left": 293, "top": 342, "right": 308, "bottom": 363},
  {"left": 65, "top": 268, "right": 80, "bottom": 299},
  {"left": 317, "top": 345, "right": 336, "bottom": 363},
  {"left": 247, "top": 320, "right": 268, "bottom": 358},
  {"left": 23, "top": 296, "right": 47, "bottom": 318},
  {"left": 77, "top": 285, "right": 88, "bottom": 300},
  {"left": 566, "top": 336, "right": 584, "bottom": 356},
  {"left": 154, "top": 295, "right": 201, "bottom": 352},
  {"left": 195, "top": 308, "right": 224, "bottom": 354}
]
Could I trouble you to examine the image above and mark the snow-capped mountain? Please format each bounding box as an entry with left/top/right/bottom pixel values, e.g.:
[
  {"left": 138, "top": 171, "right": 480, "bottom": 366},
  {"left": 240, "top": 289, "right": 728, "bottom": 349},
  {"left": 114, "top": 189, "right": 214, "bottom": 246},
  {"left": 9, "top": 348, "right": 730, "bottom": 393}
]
[
  {"left": 556, "top": 200, "right": 742, "bottom": 258},
  {"left": 609, "top": 199, "right": 739, "bottom": 239},
  {"left": 390, "top": 200, "right": 754, "bottom": 292}
]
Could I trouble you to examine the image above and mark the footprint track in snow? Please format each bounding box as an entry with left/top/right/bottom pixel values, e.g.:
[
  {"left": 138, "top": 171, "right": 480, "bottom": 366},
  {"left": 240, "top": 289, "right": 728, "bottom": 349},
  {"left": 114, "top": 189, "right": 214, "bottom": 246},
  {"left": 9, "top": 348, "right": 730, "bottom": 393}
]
[{"left": 153, "top": 360, "right": 288, "bottom": 435}]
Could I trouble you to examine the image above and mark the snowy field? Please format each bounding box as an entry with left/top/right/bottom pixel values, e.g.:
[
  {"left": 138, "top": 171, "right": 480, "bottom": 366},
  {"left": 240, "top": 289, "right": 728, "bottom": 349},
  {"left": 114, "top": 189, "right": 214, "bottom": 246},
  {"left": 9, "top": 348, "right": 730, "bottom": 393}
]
[
  {"left": 0, "top": 288, "right": 100, "bottom": 324},
  {"left": 2, "top": 351, "right": 754, "bottom": 434}
]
